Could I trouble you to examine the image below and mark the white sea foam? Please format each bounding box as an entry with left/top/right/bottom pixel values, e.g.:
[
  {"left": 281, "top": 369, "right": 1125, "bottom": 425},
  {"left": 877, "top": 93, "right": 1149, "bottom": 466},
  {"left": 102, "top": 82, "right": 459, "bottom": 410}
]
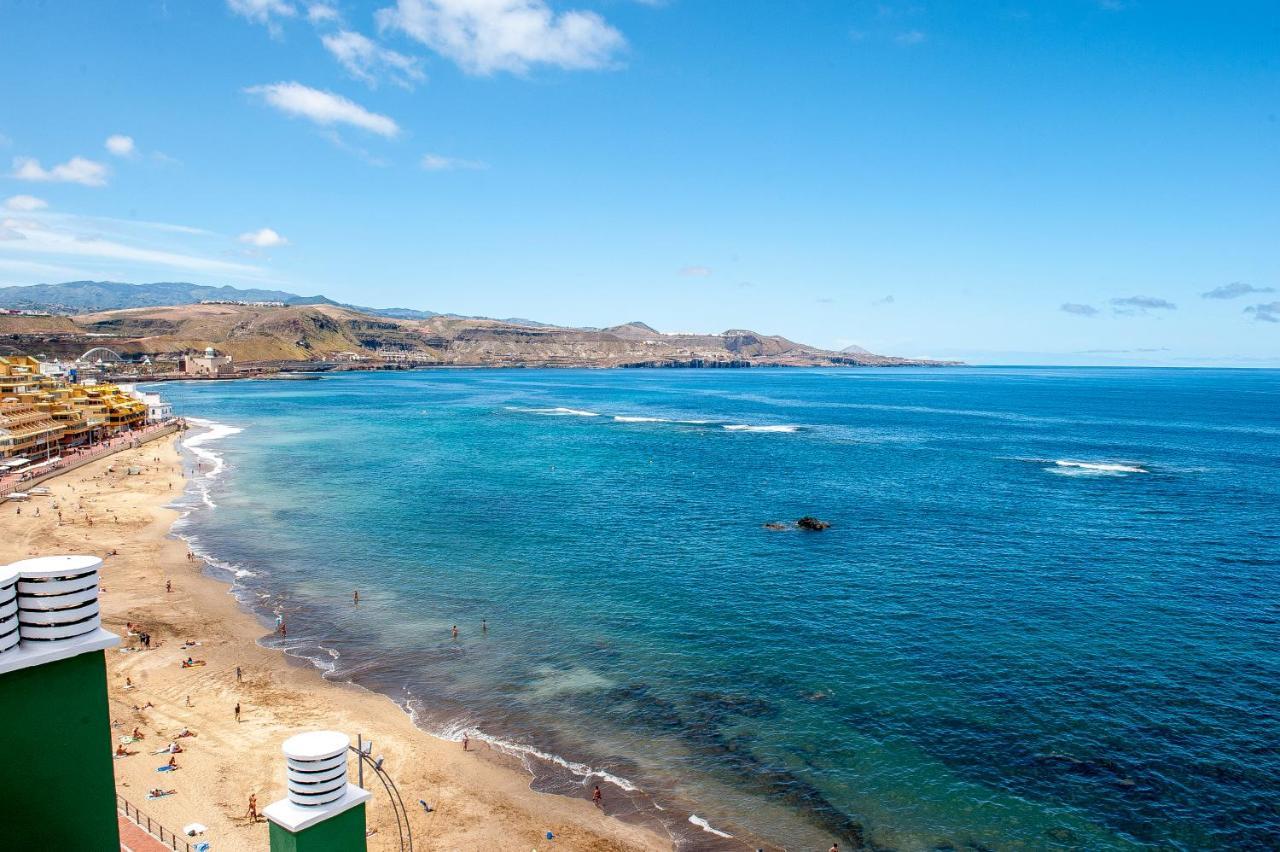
[
  {"left": 722, "top": 424, "right": 801, "bottom": 433},
  {"left": 182, "top": 417, "right": 243, "bottom": 480},
  {"left": 688, "top": 815, "right": 733, "bottom": 838},
  {"left": 1050, "top": 460, "right": 1148, "bottom": 476},
  {"left": 434, "top": 719, "right": 639, "bottom": 792},
  {"left": 507, "top": 406, "right": 600, "bottom": 417},
  {"left": 613, "top": 415, "right": 672, "bottom": 423}
]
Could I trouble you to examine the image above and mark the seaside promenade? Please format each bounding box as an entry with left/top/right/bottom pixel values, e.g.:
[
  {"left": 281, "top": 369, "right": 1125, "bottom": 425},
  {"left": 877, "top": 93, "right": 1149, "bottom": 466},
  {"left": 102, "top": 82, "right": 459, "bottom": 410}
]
[{"left": 0, "top": 420, "right": 180, "bottom": 499}]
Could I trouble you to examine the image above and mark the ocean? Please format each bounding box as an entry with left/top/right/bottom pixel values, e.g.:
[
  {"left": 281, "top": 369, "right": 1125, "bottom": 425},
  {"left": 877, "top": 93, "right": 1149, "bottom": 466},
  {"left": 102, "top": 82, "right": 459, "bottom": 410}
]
[{"left": 155, "top": 367, "right": 1280, "bottom": 850}]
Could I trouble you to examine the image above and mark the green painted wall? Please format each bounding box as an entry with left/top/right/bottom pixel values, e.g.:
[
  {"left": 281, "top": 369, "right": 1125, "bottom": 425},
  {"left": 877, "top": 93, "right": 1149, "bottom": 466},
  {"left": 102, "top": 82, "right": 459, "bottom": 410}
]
[
  {"left": 270, "top": 802, "right": 367, "bottom": 852},
  {"left": 0, "top": 650, "right": 120, "bottom": 850}
]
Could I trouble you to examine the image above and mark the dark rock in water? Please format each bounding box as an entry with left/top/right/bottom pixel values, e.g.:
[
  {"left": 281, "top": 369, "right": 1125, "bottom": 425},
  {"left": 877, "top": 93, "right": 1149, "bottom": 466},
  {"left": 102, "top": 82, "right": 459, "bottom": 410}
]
[
  {"left": 796, "top": 516, "right": 831, "bottom": 531},
  {"left": 763, "top": 521, "right": 789, "bottom": 530}
]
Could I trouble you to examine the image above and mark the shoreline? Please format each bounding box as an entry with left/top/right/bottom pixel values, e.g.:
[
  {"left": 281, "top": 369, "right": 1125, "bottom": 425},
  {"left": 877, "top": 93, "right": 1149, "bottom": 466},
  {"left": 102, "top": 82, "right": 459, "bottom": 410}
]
[{"left": 0, "top": 433, "right": 676, "bottom": 852}]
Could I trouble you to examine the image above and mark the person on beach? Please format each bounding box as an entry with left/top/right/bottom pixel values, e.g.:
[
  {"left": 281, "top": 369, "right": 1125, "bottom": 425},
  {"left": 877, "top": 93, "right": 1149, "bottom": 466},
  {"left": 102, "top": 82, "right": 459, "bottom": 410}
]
[
  {"left": 234, "top": 702, "right": 241, "bottom": 723},
  {"left": 236, "top": 665, "right": 242, "bottom": 683},
  {"left": 246, "top": 794, "right": 258, "bottom": 823},
  {"left": 593, "top": 785, "right": 603, "bottom": 809},
  {"left": 166, "top": 579, "right": 171, "bottom": 593},
  {"left": 167, "top": 755, "right": 178, "bottom": 770},
  {"left": 462, "top": 733, "right": 469, "bottom": 751}
]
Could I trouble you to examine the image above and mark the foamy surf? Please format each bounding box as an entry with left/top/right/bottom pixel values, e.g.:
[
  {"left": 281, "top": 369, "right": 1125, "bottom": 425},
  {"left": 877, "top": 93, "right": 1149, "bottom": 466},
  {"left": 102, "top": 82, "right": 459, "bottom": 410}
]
[
  {"left": 433, "top": 719, "right": 639, "bottom": 792},
  {"left": 507, "top": 406, "right": 600, "bottom": 417},
  {"left": 722, "top": 424, "right": 801, "bottom": 433},
  {"left": 689, "top": 815, "right": 733, "bottom": 838},
  {"left": 1050, "top": 460, "right": 1148, "bottom": 476},
  {"left": 182, "top": 417, "right": 243, "bottom": 479}
]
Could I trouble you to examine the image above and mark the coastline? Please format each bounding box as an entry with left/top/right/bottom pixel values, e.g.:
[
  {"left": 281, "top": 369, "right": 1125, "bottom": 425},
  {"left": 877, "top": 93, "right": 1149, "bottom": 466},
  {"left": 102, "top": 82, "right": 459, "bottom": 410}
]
[{"left": 0, "top": 433, "right": 674, "bottom": 852}]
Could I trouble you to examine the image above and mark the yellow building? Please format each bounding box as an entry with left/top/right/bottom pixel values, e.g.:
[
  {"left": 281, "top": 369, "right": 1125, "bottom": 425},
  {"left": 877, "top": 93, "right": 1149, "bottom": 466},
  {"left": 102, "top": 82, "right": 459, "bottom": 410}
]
[{"left": 0, "top": 357, "right": 153, "bottom": 458}]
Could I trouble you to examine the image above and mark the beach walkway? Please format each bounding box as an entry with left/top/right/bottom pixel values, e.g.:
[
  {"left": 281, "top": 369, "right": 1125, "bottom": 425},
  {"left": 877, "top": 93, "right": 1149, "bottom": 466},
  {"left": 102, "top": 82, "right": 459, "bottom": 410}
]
[{"left": 0, "top": 420, "right": 180, "bottom": 498}]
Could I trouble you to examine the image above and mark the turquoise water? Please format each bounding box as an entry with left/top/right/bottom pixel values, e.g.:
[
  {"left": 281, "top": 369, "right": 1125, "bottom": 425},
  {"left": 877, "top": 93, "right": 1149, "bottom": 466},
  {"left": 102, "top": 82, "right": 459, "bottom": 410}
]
[{"left": 157, "top": 368, "right": 1280, "bottom": 850}]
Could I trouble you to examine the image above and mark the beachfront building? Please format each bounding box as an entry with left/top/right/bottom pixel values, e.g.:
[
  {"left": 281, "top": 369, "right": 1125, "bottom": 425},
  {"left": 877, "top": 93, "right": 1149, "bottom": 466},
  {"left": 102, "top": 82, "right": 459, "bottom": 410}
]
[
  {"left": 180, "top": 346, "right": 234, "bottom": 377},
  {"left": 0, "top": 356, "right": 164, "bottom": 455},
  {"left": 119, "top": 384, "right": 175, "bottom": 424},
  {"left": 0, "top": 403, "right": 64, "bottom": 460}
]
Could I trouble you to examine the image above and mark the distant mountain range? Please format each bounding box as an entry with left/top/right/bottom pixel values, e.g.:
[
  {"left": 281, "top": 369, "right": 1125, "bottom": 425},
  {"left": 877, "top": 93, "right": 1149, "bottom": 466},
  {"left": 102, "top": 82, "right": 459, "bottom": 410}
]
[
  {"left": 0, "top": 280, "right": 954, "bottom": 368},
  {"left": 0, "top": 280, "right": 442, "bottom": 320}
]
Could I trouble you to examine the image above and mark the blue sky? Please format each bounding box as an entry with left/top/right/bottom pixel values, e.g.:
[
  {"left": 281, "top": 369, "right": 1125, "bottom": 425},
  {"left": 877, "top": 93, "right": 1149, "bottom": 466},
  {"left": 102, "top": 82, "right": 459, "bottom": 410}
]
[{"left": 1, "top": 1, "right": 1277, "bottom": 365}]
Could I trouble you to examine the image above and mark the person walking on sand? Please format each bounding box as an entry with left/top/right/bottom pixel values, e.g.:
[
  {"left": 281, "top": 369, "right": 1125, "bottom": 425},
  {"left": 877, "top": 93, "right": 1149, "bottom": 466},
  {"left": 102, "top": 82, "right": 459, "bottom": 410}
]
[
  {"left": 236, "top": 665, "right": 242, "bottom": 683},
  {"left": 462, "top": 732, "right": 469, "bottom": 751},
  {"left": 166, "top": 579, "right": 171, "bottom": 593},
  {"left": 593, "top": 785, "right": 603, "bottom": 809},
  {"left": 234, "top": 702, "right": 241, "bottom": 723},
  {"left": 246, "top": 793, "right": 258, "bottom": 823}
]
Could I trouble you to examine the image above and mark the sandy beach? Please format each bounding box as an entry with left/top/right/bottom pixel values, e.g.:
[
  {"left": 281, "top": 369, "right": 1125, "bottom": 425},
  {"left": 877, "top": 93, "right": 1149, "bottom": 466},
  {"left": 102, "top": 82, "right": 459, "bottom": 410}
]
[{"left": 0, "top": 433, "right": 672, "bottom": 852}]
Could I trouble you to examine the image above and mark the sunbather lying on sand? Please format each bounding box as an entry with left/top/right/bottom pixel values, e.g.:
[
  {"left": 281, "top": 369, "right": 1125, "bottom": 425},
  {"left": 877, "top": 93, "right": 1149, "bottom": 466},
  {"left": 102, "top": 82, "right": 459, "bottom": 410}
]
[{"left": 147, "top": 789, "right": 176, "bottom": 799}]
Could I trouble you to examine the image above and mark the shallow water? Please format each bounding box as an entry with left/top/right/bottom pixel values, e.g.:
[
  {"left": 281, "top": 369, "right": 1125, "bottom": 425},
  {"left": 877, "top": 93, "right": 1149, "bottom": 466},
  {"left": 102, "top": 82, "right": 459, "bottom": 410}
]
[{"left": 156, "top": 367, "right": 1280, "bottom": 850}]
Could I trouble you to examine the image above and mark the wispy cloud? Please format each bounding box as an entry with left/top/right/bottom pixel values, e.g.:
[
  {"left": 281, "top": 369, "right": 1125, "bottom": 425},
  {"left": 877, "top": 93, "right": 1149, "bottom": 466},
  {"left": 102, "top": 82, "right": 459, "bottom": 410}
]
[
  {"left": 0, "top": 217, "right": 267, "bottom": 278},
  {"left": 322, "top": 30, "right": 426, "bottom": 89},
  {"left": 1202, "top": 281, "right": 1275, "bottom": 300},
  {"left": 1110, "top": 295, "right": 1176, "bottom": 315},
  {"left": 11, "top": 155, "right": 109, "bottom": 187},
  {"left": 1060, "top": 302, "right": 1098, "bottom": 316},
  {"left": 420, "top": 153, "right": 487, "bottom": 171},
  {"left": 1245, "top": 302, "right": 1280, "bottom": 323},
  {"left": 376, "top": 0, "right": 626, "bottom": 75},
  {"left": 678, "top": 265, "right": 712, "bottom": 277},
  {"left": 238, "top": 227, "right": 289, "bottom": 248},
  {"left": 245, "top": 82, "right": 400, "bottom": 137},
  {"left": 4, "top": 195, "right": 47, "bottom": 212},
  {"left": 105, "top": 134, "right": 136, "bottom": 158},
  {"left": 307, "top": 2, "right": 339, "bottom": 23},
  {"left": 872, "top": 294, "right": 895, "bottom": 306},
  {"left": 227, "top": 0, "right": 297, "bottom": 32}
]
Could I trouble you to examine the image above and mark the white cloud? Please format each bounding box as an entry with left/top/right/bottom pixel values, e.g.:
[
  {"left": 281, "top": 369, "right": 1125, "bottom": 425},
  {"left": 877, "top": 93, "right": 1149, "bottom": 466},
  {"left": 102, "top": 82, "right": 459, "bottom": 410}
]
[
  {"left": 228, "top": 0, "right": 297, "bottom": 27},
  {"left": 322, "top": 30, "right": 426, "bottom": 88},
  {"left": 308, "top": 3, "right": 341, "bottom": 23},
  {"left": 420, "top": 153, "right": 487, "bottom": 171},
  {"left": 376, "top": 0, "right": 626, "bottom": 75},
  {"left": 4, "top": 195, "right": 48, "bottom": 212},
  {"left": 0, "top": 219, "right": 266, "bottom": 277},
  {"left": 245, "top": 82, "right": 400, "bottom": 137},
  {"left": 239, "top": 227, "right": 290, "bottom": 248},
  {"left": 105, "top": 134, "right": 136, "bottom": 157},
  {"left": 11, "top": 156, "right": 109, "bottom": 187},
  {"left": 678, "top": 265, "right": 712, "bottom": 277}
]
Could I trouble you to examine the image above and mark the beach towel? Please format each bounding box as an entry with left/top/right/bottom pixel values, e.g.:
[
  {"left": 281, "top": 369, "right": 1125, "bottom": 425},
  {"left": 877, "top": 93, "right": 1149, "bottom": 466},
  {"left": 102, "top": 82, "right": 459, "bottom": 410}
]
[
  {"left": 194, "top": 843, "right": 210, "bottom": 852},
  {"left": 119, "top": 736, "right": 137, "bottom": 744},
  {"left": 155, "top": 765, "right": 176, "bottom": 772},
  {"left": 152, "top": 748, "right": 174, "bottom": 755}
]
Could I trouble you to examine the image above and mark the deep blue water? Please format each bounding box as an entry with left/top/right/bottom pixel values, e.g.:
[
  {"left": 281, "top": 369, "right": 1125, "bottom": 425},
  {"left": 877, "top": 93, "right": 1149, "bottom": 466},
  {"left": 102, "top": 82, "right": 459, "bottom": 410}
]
[{"left": 156, "top": 368, "right": 1280, "bottom": 850}]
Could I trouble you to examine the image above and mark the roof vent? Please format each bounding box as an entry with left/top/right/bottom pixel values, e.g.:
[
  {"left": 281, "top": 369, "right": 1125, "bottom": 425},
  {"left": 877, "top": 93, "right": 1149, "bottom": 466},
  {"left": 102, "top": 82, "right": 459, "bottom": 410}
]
[
  {"left": 282, "top": 731, "right": 350, "bottom": 808},
  {"left": 11, "top": 555, "right": 102, "bottom": 643},
  {"left": 0, "top": 565, "right": 18, "bottom": 655}
]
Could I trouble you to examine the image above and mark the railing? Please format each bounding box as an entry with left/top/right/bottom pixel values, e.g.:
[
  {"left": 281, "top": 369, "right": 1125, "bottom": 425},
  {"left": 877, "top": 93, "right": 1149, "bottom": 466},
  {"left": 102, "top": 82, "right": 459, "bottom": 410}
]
[
  {"left": 0, "top": 420, "right": 181, "bottom": 498},
  {"left": 117, "top": 793, "right": 193, "bottom": 851}
]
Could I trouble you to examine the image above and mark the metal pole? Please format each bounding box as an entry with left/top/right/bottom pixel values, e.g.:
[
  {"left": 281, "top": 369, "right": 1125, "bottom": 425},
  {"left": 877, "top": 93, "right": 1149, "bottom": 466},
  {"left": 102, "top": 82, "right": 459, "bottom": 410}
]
[{"left": 357, "top": 734, "right": 364, "bottom": 788}]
